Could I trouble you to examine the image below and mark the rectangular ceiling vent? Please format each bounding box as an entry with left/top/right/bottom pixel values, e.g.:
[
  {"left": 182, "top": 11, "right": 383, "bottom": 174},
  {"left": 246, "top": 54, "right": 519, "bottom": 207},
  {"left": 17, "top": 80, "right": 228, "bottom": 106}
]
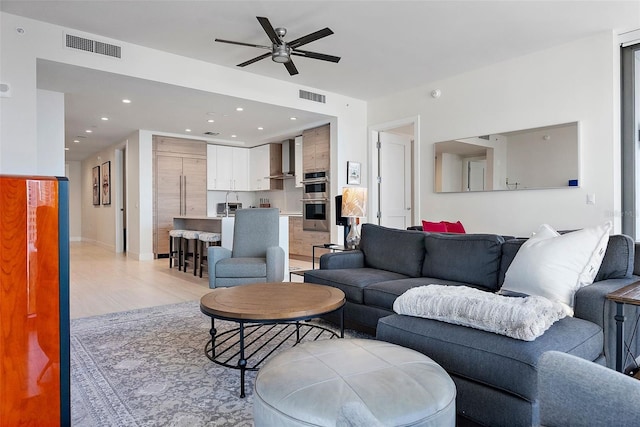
[
  {"left": 299, "top": 89, "right": 326, "bottom": 104},
  {"left": 203, "top": 131, "right": 220, "bottom": 136},
  {"left": 65, "top": 34, "right": 122, "bottom": 59}
]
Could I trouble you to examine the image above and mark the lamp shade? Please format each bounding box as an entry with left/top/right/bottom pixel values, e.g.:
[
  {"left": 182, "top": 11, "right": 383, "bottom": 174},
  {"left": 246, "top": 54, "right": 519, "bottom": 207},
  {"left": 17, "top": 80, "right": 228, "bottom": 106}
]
[{"left": 342, "top": 187, "right": 367, "bottom": 217}]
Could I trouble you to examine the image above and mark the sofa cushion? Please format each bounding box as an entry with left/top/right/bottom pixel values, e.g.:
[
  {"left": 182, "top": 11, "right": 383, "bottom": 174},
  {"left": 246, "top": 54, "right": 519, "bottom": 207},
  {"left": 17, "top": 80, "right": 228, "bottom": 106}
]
[
  {"left": 594, "top": 234, "right": 634, "bottom": 281},
  {"left": 500, "top": 223, "right": 611, "bottom": 315},
  {"left": 364, "top": 277, "right": 488, "bottom": 311},
  {"left": 304, "top": 268, "right": 409, "bottom": 304},
  {"left": 500, "top": 234, "right": 634, "bottom": 287},
  {"left": 376, "top": 313, "right": 603, "bottom": 402},
  {"left": 422, "top": 233, "right": 505, "bottom": 291},
  {"left": 360, "top": 224, "right": 426, "bottom": 277}
]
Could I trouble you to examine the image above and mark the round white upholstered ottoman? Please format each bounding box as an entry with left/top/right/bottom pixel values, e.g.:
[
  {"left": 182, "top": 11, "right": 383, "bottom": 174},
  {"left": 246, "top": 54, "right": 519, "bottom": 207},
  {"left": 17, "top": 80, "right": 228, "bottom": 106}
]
[{"left": 253, "top": 338, "right": 456, "bottom": 427}]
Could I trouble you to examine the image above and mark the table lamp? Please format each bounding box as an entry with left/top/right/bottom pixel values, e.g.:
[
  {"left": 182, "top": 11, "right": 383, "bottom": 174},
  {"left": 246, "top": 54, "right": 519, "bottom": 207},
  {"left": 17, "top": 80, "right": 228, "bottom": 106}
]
[{"left": 341, "top": 187, "right": 367, "bottom": 249}]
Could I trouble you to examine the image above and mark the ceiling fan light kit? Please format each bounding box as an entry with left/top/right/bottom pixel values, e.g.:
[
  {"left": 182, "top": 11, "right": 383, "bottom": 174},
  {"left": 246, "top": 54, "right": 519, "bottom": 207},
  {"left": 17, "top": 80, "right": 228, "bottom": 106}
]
[{"left": 215, "top": 16, "right": 340, "bottom": 76}]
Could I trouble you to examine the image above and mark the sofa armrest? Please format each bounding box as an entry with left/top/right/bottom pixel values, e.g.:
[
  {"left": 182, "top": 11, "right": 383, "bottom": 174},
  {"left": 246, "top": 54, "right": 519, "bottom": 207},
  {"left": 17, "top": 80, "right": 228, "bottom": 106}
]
[
  {"left": 319, "top": 250, "right": 365, "bottom": 270},
  {"left": 539, "top": 351, "right": 640, "bottom": 426},
  {"left": 574, "top": 276, "right": 640, "bottom": 369}
]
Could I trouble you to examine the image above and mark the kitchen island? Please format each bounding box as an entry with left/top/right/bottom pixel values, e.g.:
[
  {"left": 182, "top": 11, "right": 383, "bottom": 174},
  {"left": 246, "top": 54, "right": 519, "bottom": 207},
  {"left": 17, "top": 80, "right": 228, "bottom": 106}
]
[{"left": 173, "top": 215, "right": 289, "bottom": 278}]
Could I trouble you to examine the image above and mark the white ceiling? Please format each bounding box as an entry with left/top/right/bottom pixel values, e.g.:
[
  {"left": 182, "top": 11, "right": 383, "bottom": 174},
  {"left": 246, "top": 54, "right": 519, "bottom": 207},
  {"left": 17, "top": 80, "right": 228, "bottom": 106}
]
[{"left": 2, "top": 1, "right": 639, "bottom": 161}]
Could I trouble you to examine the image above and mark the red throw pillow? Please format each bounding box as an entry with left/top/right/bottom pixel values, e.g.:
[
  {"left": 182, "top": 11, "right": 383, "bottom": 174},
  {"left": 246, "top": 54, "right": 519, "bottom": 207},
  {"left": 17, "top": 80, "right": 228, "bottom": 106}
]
[
  {"left": 444, "top": 221, "right": 466, "bottom": 233},
  {"left": 422, "top": 220, "right": 447, "bottom": 232}
]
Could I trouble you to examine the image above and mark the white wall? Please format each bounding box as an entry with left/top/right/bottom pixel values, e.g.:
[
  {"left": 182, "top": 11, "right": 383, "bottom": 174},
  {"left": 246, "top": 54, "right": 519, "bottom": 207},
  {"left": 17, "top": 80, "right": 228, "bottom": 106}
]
[
  {"left": 368, "top": 31, "right": 621, "bottom": 237},
  {"left": 36, "top": 89, "right": 65, "bottom": 176},
  {"left": 65, "top": 161, "right": 82, "bottom": 241},
  {"left": 1, "top": 12, "right": 366, "bottom": 258}
]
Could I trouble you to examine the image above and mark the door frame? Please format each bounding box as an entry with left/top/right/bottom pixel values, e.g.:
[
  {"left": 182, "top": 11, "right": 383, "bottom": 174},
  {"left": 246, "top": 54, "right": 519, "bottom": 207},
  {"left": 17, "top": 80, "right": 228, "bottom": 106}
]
[{"left": 367, "top": 115, "right": 420, "bottom": 227}]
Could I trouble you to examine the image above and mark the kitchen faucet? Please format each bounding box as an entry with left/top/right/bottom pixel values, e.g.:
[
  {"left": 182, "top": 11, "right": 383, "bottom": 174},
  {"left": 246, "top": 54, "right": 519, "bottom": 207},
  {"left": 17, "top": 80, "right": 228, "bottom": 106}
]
[{"left": 224, "top": 191, "right": 238, "bottom": 216}]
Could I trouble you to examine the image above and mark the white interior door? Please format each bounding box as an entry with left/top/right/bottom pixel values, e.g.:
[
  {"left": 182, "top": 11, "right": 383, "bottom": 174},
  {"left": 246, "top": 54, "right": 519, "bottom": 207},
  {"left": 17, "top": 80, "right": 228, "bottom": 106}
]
[
  {"left": 467, "top": 159, "right": 486, "bottom": 191},
  {"left": 378, "top": 132, "right": 412, "bottom": 229}
]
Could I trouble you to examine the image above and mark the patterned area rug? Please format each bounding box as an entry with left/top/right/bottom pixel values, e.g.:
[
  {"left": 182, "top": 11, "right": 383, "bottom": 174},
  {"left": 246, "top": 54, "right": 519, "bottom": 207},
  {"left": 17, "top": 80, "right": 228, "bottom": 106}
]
[{"left": 71, "top": 300, "right": 369, "bottom": 426}]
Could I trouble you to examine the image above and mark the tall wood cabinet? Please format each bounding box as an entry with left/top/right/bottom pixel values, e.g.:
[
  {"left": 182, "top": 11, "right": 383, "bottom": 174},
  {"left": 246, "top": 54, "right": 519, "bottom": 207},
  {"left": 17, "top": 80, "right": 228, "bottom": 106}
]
[
  {"left": 153, "top": 136, "right": 207, "bottom": 256},
  {"left": 302, "top": 124, "right": 330, "bottom": 172}
]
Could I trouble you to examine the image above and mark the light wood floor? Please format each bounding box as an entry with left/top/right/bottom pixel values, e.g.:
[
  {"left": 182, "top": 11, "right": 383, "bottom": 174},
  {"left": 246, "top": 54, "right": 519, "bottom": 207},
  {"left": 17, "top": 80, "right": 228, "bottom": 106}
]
[{"left": 69, "top": 242, "right": 312, "bottom": 319}]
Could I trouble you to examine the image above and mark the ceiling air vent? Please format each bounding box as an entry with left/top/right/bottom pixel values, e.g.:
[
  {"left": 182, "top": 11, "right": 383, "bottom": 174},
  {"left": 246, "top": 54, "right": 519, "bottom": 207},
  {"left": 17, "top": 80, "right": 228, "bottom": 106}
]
[
  {"left": 65, "top": 34, "right": 122, "bottom": 59},
  {"left": 299, "top": 89, "right": 326, "bottom": 104},
  {"left": 203, "top": 132, "right": 220, "bottom": 136}
]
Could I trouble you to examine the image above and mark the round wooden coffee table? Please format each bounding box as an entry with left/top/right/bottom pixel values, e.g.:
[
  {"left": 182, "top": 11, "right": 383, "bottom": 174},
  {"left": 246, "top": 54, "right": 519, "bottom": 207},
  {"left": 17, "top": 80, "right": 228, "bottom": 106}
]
[{"left": 200, "top": 282, "right": 345, "bottom": 397}]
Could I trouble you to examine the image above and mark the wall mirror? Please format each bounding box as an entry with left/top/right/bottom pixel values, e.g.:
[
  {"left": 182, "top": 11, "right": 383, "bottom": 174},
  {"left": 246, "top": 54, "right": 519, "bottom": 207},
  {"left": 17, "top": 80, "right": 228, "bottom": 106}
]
[{"left": 434, "top": 122, "right": 579, "bottom": 192}]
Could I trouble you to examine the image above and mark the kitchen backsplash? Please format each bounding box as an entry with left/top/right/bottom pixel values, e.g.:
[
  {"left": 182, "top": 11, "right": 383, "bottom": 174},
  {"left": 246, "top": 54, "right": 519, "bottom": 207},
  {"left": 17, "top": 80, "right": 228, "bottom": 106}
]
[{"left": 207, "top": 178, "right": 302, "bottom": 216}]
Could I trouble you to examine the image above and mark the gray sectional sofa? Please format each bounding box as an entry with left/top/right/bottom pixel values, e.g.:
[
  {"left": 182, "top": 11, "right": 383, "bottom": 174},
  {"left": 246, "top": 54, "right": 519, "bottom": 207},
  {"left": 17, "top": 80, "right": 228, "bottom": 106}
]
[{"left": 303, "top": 223, "right": 640, "bottom": 427}]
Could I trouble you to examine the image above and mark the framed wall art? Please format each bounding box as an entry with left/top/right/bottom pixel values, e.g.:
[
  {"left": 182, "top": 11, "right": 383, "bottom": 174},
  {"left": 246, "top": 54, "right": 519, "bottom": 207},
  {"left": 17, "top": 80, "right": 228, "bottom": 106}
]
[
  {"left": 92, "top": 166, "right": 100, "bottom": 205},
  {"left": 101, "top": 161, "right": 111, "bottom": 205},
  {"left": 347, "top": 161, "right": 361, "bottom": 185}
]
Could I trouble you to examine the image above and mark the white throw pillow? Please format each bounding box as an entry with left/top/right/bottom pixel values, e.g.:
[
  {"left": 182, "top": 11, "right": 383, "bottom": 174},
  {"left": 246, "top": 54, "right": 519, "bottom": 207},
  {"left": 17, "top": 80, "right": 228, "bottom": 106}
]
[{"left": 500, "top": 222, "right": 611, "bottom": 316}]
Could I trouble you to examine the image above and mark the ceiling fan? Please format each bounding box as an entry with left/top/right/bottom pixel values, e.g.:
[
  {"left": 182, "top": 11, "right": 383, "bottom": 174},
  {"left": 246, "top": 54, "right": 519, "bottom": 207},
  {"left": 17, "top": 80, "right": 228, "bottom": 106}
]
[{"left": 215, "top": 16, "right": 340, "bottom": 76}]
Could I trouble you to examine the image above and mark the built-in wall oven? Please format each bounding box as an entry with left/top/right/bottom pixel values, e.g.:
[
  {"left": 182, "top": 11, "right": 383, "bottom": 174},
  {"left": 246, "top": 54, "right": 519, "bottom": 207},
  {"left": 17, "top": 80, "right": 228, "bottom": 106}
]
[{"left": 302, "top": 171, "right": 329, "bottom": 231}]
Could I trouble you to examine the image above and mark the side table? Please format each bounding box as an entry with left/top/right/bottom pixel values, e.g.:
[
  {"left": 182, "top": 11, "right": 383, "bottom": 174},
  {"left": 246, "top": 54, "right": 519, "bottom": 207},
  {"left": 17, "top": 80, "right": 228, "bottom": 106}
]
[{"left": 606, "top": 281, "right": 640, "bottom": 373}]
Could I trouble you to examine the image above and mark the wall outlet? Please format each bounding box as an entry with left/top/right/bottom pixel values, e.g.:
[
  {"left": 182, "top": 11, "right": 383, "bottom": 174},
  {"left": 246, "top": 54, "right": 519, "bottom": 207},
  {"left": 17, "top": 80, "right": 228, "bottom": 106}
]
[{"left": 586, "top": 194, "right": 596, "bottom": 205}]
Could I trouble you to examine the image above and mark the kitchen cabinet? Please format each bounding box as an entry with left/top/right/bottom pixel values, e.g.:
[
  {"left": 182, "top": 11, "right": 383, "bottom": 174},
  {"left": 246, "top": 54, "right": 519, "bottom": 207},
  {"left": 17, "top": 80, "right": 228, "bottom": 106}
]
[
  {"left": 153, "top": 136, "right": 207, "bottom": 256},
  {"left": 302, "top": 124, "right": 330, "bottom": 173},
  {"left": 288, "top": 216, "right": 329, "bottom": 258},
  {"left": 207, "top": 145, "right": 249, "bottom": 191},
  {"left": 295, "top": 135, "right": 303, "bottom": 187},
  {"left": 250, "top": 143, "right": 283, "bottom": 191}
]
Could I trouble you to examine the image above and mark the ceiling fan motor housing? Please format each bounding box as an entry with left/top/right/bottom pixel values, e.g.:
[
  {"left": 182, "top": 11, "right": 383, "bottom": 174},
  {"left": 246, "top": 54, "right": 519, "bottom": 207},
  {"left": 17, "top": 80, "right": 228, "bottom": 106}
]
[{"left": 272, "top": 43, "right": 291, "bottom": 63}]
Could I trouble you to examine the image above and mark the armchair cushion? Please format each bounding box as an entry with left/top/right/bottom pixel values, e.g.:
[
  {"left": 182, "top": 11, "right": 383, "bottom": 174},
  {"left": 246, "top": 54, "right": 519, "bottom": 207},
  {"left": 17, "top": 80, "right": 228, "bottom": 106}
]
[{"left": 216, "top": 257, "right": 267, "bottom": 278}]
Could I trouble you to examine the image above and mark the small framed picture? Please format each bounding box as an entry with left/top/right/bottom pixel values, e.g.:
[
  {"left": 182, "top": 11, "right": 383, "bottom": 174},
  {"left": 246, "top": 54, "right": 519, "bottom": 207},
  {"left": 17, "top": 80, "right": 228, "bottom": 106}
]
[
  {"left": 101, "top": 161, "right": 111, "bottom": 205},
  {"left": 347, "top": 161, "right": 361, "bottom": 185},
  {"left": 92, "top": 166, "right": 100, "bottom": 205}
]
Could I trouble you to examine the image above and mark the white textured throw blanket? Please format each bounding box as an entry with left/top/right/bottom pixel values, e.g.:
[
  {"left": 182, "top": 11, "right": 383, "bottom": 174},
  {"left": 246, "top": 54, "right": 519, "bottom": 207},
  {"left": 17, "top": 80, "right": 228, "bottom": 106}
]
[{"left": 393, "top": 285, "right": 567, "bottom": 341}]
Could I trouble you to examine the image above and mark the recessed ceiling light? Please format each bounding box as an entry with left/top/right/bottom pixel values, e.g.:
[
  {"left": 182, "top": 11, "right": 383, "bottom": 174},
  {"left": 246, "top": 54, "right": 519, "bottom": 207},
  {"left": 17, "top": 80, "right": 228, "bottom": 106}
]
[
  {"left": 207, "top": 119, "right": 215, "bottom": 123},
  {"left": 236, "top": 107, "right": 244, "bottom": 112},
  {"left": 73, "top": 139, "right": 80, "bottom": 143},
  {"left": 122, "top": 99, "right": 131, "bottom": 104},
  {"left": 101, "top": 117, "right": 109, "bottom": 121},
  {"left": 257, "top": 127, "right": 264, "bottom": 130},
  {"left": 290, "top": 117, "right": 297, "bottom": 120},
  {"left": 64, "top": 147, "right": 70, "bottom": 151},
  {"left": 85, "top": 129, "right": 92, "bottom": 133},
  {"left": 231, "top": 134, "right": 237, "bottom": 138},
  {"left": 185, "top": 128, "right": 192, "bottom": 132}
]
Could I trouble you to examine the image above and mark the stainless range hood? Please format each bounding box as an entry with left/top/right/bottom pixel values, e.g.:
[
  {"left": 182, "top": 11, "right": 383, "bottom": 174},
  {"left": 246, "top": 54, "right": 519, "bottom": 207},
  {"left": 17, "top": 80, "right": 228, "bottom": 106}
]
[{"left": 268, "top": 139, "right": 296, "bottom": 179}]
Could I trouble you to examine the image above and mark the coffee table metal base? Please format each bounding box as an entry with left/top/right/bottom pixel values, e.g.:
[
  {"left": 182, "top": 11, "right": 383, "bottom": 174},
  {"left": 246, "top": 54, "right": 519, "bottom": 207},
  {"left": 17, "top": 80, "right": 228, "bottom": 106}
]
[{"left": 205, "top": 316, "right": 344, "bottom": 398}]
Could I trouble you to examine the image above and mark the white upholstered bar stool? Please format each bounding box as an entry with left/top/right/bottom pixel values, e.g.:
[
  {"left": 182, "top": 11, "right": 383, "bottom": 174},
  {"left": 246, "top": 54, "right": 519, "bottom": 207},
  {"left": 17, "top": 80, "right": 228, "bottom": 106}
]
[
  {"left": 197, "top": 232, "right": 221, "bottom": 278},
  {"left": 181, "top": 230, "right": 201, "bottom": 275},
  {"left": 168, "top": 229, "right": 186, "bottom": 270}
]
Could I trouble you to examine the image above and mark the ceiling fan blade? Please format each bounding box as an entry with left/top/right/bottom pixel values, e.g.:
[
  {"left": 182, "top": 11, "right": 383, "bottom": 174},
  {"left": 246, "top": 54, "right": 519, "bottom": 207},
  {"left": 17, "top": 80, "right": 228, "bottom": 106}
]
[
  {"left": 288, "top": 28, "right": 333, "bottom": 49},
  {"left": 291, "top": 49, "right": 341, "bottom": 63},
  {"left": 284, "top": 59, "right": 299, "bottom": 76},
  {"left": 215, "top": 38, "right": 271, "bottom": 50},
  {"left": 237, "top": 52, "right": 271, "bottom": 67},
  {"left": 257, "top": 16, "right": 282, "bottom": 45}
]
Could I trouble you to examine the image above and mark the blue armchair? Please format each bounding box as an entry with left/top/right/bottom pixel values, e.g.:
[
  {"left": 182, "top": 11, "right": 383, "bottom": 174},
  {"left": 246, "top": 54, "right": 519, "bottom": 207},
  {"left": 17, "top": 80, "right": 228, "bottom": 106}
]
[{"left": 207, "top": 208, "right": 285, "bottom": 288}]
